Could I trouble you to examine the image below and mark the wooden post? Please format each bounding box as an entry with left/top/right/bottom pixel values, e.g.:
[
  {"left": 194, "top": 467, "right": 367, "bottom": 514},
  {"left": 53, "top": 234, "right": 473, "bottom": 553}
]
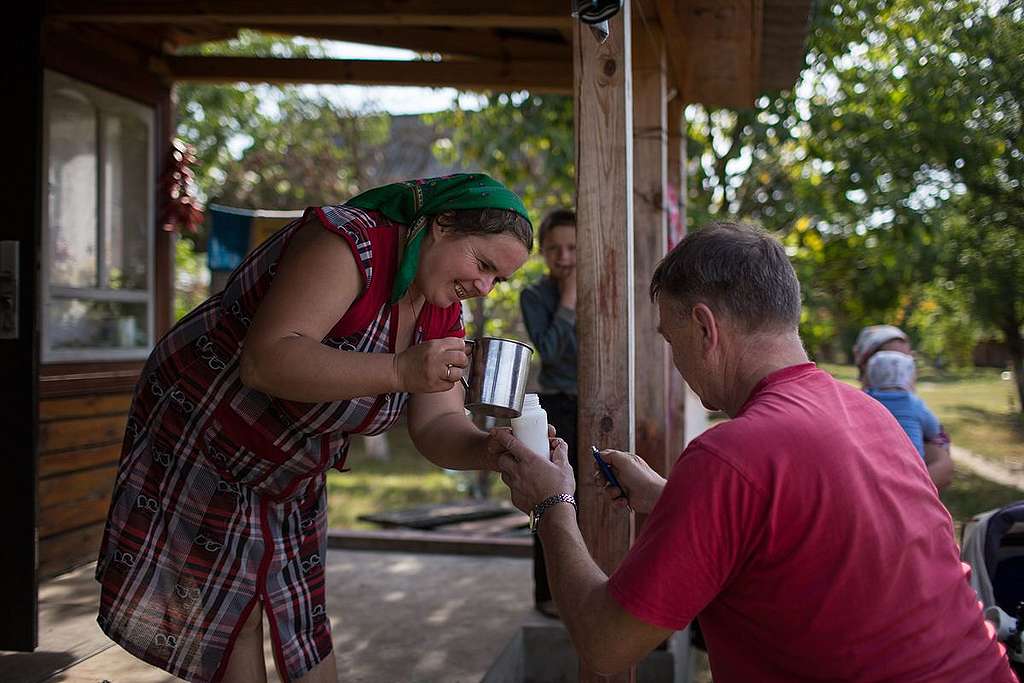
[
  {"left": 667, "top": 96, "right": 686, "bottom": 248},
  {"left": 665, "top": 96, "right": 709, "bottom": 449},
  {"left": 574, "top": 6, "right": 635, "bottom": 683},
  {"left": 665, "top": 95, "right": 689, "bottom": 456},
  {"left": 0, "top": 5, "right": 42, "bottom": 651},
  {"left": 630, "top": 12, "right": 671, "bottom": 491},
  {"left": 155, "top": 93, "right": 176, "bottom": 336}
]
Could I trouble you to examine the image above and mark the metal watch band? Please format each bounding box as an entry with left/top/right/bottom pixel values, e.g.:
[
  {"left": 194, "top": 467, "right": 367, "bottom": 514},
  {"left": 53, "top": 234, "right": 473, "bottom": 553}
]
[{"left": 529, "top": 493, "right": 577, "bottom": 534}]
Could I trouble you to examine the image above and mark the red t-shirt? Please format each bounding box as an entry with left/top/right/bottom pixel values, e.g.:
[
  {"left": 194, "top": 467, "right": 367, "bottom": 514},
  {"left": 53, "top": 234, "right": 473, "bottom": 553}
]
[{"left": 608, "top": 363, "right": 1014, "bottom": 682}]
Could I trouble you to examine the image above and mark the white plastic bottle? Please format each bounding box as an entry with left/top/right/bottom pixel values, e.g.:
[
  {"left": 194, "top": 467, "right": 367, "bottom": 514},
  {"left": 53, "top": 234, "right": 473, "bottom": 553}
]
[{"left": 511, "top": 393, "right": 550, "bottom": 460}]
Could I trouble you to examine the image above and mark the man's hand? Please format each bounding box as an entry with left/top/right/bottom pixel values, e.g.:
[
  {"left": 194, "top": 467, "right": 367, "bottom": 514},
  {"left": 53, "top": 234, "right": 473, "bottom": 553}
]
[
  {"left": 591, "top": 450, "right": 666, "bottom": 515},
  {"left": 493, "top": 428, "right": 575, "bottom": 514},
  {"left": 483, "top": 424, "right": 555, "bottom": 471}
]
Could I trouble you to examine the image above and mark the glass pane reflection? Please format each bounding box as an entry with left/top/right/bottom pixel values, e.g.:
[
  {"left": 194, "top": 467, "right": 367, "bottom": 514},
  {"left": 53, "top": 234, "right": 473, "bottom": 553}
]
[{"left": 49, "top": 298, "right": 149, "bottom": 350}]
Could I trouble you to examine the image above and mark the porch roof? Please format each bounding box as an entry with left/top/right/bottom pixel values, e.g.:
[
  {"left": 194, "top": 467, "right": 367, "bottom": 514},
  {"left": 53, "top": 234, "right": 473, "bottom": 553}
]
[{"left": 46, "top": 0, "right": 813, "bottom": 106}]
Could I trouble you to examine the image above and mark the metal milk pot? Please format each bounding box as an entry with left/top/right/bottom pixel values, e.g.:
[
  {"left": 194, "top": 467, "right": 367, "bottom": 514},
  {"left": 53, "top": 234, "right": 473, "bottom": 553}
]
[{"left": 460, "top": 337, "right": 534, "bottom": 418}]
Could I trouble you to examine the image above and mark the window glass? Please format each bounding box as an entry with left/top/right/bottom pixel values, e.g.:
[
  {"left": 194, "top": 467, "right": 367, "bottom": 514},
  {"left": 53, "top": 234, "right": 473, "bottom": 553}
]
[
  {"left": 48, "top": 298, "right": 148, "bottom": 351},
  {"left": 48, "top": 88, "right": 97, "bottom": 288},
  {"left": 43, "top": 71, "right": 154, "bottom": 359},
  {"left": 104, "top": 113, "right": 150, "bottom": 290}
]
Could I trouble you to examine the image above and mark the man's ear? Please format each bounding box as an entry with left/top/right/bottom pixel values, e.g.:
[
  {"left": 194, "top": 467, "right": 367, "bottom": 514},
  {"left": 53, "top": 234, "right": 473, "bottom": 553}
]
[{"left": 691, "top": 303, "right": 719, "bottom": 354}]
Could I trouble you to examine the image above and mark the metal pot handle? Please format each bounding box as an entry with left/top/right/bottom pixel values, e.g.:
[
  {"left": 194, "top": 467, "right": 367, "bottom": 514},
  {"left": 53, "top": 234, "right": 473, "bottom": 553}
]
[{"left": 460, "top": 338, "right": 475, "bottom": 391}]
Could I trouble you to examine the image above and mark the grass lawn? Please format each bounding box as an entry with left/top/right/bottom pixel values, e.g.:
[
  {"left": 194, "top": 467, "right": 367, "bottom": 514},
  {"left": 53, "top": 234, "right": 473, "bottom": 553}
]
[
  {"left": 819, "top": 362, "right": 1024, "bottom": 471},
  {"left": 819, "top": 363, "right": 1022, "bottom": 533},
  {"left": 326, "top": 366, "right": 1021, "bottom": 534},
  {"left": 325, "top": 425, "right": 510, "bottom": 529},
  {"left": 940, "top": 468, "right": 1023, "bottom": 538}
]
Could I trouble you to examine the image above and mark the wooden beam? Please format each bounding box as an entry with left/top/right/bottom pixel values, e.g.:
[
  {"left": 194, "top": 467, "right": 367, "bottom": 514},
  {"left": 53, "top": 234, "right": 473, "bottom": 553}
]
[
  {"left": 164, "top": 25, "right": 243, "bottom": 49},
  {"left": 42, "top": 23, "right": 168, "bottom": 106},
  {"left": 759, "top": 0, "right": 813, "bottom": 91},
  {"left": 258, "top": 26, "right": 571, "bottom": 63},
  {"left": 46, "top": 0, "right": 570, "bottom": 30},
  {"left": 574, "top": 5, "right": 636, "bottom": 682},
  {"left": 630, "top": 13, "right": 671, "bottom": 488},
  {"left": 657, "top": 0, "right": 761, "bottom": 107},
  {"left": 656, "top": 0, "right": 689, "bottom": 104},
  {"left": 158, "top": 55, "right": 572, "bottom": 92},
  {"left": 751, "top": 0, "right": 765, "bottom": 101}
]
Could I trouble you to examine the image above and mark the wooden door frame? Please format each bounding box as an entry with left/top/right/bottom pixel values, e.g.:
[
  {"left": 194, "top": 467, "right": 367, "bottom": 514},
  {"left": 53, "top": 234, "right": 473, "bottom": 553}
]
[{"left": 0, "top": 6, "right": 43, "bottom": 651}]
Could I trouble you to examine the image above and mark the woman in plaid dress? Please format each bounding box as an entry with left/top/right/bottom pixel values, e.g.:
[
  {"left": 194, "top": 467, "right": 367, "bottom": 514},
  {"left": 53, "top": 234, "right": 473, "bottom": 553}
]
[{"left": 96, "top": 174, "right": 533, "bottom": 682}]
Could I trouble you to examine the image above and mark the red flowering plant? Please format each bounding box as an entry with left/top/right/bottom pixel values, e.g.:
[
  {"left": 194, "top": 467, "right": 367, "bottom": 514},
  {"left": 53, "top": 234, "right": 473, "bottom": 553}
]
[{"left": 158, "top": 138, "right": 204, "bottom": 234}]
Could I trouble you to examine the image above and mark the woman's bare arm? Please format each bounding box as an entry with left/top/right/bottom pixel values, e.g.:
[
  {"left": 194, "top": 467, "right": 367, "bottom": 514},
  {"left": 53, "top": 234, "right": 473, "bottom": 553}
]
[
  {"left": 239, "top": 220, "right": 402, "bottom": 402},
  {"left": 406, "top": 389, "right": 494, "bottom": 471}
]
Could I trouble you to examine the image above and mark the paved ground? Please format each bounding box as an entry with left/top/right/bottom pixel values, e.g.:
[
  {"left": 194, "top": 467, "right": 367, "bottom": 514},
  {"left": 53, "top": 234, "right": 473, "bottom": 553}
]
[
  {"left": 7, "top": 444, "right": 1014, "bottom": 683},
  {"left": 2, "top": 550, "right": 533, "bottom": 683}
]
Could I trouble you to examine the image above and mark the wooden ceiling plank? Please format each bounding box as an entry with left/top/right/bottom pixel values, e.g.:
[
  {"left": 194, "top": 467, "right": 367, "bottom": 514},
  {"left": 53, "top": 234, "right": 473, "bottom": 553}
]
[
  {"left": 158, "top": 55, "right": 572, "bottom": 93},
  {"left": 47, "top": 0, "right": 570, "bottom": 30},
  {"left": 658, "top": 0, "right": 759, "bottom": 108},
  {"left": 255, "top": 25, "right": 570, "bottom": 62}
]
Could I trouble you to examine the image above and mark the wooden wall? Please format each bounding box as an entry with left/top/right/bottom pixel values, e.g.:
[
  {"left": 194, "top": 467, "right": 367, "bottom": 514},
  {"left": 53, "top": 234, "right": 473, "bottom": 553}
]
[
  {"left": 37, "top": 367, "right": 140, "bottom": 577},
  {"left": 38, "top": 21, "right": 171, "bottom": 578}
]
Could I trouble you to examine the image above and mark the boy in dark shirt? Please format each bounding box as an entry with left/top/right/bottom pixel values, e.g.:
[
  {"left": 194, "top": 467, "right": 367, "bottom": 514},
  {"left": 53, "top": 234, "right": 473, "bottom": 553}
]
[{"left": 519, "top": 209, "right": 578, "bottom": 618}]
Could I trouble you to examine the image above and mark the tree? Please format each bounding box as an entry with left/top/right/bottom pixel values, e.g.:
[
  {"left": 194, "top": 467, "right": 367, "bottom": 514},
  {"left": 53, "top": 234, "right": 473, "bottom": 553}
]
[
  {"left": 176, "top": 31, "right": 393, "bottom": 211},
  {"left": 425, "top": 92, "right": 575, "bottom": 215},
  {"left": 800, "top": 0, "right": 1024, "bottom": 408},
  {"left": 424, "top": 92, "right": 574, "bottom": 341}
]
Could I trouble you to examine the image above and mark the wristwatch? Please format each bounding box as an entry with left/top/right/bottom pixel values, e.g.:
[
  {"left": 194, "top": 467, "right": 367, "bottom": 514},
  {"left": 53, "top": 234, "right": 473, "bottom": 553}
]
[{"left": 529, "top": 493, "right": 577, "bottom": 533}]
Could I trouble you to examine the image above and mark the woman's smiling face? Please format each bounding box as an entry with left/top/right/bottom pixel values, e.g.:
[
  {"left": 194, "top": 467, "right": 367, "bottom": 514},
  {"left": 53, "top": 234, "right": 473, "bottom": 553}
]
[{"left": 415, "top": 224, "right": 529, "bottom": 307}]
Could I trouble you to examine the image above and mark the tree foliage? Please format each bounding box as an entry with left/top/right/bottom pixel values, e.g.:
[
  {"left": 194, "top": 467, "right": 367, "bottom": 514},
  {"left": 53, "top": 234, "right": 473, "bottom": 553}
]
[
  {"left": 175, "top": 30, "right": 391, "bottom": 211},
  {"left": 797, "top": 0, "right": 1023, "bottom": 407},
  {"left": 424, "top": 92, "right": 574, "bottom": 340},
  {"left": 172, "top": 9, "right": 1024, "bottom": 409},
  {"left": 424, "top": 92, "right": 575, "bottom": 218}
]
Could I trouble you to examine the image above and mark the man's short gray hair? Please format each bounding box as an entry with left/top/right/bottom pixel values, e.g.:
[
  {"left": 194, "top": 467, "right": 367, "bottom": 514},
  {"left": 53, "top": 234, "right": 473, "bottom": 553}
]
[{"left": 649, "top": 222, "right": 802, "bottom": 332}]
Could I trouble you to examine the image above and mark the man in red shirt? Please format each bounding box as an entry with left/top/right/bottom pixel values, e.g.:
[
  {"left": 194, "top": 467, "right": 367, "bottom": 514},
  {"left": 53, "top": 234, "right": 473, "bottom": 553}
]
[{"left": 496, "top": 222, "right": 1016, "bottom": 681}]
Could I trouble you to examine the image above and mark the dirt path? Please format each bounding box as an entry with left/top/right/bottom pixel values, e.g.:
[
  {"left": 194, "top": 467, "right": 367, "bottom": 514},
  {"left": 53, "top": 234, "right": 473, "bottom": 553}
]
[{"left": 952, "top": 445, "right": 1024, "bottom": 492}]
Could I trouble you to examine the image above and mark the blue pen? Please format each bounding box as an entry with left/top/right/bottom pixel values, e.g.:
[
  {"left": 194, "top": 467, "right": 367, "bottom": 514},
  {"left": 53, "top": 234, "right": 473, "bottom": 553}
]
[{"left": 592, "top": 446, "right": 632, "bottom": 511}]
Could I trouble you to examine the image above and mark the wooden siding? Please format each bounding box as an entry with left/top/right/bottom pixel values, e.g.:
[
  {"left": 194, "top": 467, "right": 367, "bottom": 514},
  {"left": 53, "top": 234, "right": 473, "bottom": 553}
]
[
  {"left": 37, "top": 13, "right": 172, "bottom": 579},
  {"left": 37, "top": 391, "right": 132, "bottom": 578}
]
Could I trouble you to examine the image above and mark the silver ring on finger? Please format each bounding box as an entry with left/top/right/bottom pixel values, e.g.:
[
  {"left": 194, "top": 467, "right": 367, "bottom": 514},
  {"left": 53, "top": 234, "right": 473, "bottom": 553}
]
[{"left": 445, "top": 363, "right": 453, "bottom": 381}]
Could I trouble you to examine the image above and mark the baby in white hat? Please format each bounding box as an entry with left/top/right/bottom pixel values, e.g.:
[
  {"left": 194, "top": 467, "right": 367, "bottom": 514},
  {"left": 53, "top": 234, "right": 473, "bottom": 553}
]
[{"left": 865, "top": 350, "right": 940, "bottom": 460}]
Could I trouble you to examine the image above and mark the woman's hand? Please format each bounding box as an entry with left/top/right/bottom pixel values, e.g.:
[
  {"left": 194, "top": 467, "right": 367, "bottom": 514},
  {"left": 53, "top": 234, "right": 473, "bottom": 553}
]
[
  {"left": 394, "top": 337, "right": 470, "bottom": 394},
  {"left": 591, "top": 450, "right": 666, "bottom": 515}
]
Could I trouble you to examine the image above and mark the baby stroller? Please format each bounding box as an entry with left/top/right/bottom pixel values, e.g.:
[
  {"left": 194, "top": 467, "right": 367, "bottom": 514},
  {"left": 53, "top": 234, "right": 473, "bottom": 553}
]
[{"left": 961, "top": 500, "right": 1024, "bottom": 679}]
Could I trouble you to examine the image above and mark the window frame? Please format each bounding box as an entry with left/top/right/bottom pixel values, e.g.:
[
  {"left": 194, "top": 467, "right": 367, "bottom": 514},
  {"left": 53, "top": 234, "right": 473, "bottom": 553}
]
[{"left": 41, "top": 70, "right": 156, "bottom": 363}]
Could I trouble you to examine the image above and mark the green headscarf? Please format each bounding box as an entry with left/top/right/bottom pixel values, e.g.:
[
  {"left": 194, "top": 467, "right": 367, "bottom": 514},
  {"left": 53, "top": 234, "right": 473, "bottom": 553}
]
[{"left": 345, "top": 174, "right": 531, "bottom": 303}]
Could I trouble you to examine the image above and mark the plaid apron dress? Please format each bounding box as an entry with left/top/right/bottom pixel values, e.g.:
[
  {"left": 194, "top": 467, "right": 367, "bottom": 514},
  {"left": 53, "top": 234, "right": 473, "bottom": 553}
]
[{"left": 96, "top": 205, "right": 463, "bottom": 682}]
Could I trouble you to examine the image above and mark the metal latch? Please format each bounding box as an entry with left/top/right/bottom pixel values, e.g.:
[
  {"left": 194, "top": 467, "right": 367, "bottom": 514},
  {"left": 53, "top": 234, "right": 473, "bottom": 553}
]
[{"left": 0, "top": 241, "right": 18, "bottom": 340}]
